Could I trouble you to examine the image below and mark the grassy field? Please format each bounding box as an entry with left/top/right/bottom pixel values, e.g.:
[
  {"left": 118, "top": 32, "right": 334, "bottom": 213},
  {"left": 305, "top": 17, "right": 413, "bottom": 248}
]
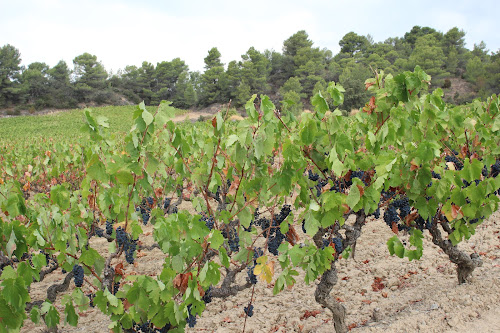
[{"left": 0, "top": 104, "right": 188, "bottom": 142}]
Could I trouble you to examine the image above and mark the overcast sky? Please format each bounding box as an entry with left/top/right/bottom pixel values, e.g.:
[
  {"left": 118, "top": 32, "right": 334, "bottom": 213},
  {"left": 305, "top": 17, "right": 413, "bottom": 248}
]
[{"left": 1, "top": 0, "right": 499, "bottom": 73}]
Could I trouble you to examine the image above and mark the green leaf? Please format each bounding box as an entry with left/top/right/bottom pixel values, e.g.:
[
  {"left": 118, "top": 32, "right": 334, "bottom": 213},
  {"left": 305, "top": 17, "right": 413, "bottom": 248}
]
[
  {"left": 300, "top": 117, "right": 317, "bottom": 145},
  {"left": 44, "top": 303, "right": 60, "bottom": 328},
  {"left": 142, "top": 109, "right": 154, "bottom": 126},
  {"left": 219, "top": 247, "right": 229, "bottom": 268},
  {"left": 64, "top": 303, "right": 78, "bottom": 326},
  {"left": 311, "top": 91, "right": 329, "bottom": 118},
  {"left": 346, "top": 183, "right": 360, "bottom": 209},
  {"left": 50, "top": 185, "right": 70, "bottom": 211},
  {"left": 1, "top": 277, "right": 30, "bottom": 309},
  {"left": 30, "top": 306, "right": 40, "bottom": 324}
]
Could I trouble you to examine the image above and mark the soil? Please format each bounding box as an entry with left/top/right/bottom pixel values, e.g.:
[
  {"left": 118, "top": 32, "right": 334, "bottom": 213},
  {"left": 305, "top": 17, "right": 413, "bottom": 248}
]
[{"left": 19, "top": 203, "right": 500, "bottom": 333}]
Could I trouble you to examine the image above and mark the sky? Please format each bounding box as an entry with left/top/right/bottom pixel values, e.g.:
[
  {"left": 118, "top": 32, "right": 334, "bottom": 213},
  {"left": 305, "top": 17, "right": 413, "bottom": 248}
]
[{"left": 1, "top": 0, "right": 499, "bottom": 73}]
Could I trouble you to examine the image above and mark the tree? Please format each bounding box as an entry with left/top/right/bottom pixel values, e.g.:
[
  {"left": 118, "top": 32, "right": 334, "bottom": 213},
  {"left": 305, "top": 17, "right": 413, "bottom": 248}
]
[
  {"left": 20, "top": 62, "right": 50, "bottom": 108},
  {"left": 239, "top": 47, "right": 271, "bottom": 96},
  {"left": 48, "top": 60, "right": 76, "bottom": 108},
  {"left": 443, "top": 27, "right": 466, "bottom": 52},
  {"left": 0, "top": 44, "right": 23, "bottom": 106},
  {"left": 403, "top": 26, "right": 441, "bottom": 48},
  {"left": 279, "top": 76, "right": 305, "bottom": 115},
  {"left": 171, "top": 71, "right": 196, "bottom": 109},
  {"left": 153, "top": 58, "right": 189, "bottom": 104},
  {"left": 200, "top": 47, "right": 227, "bottom": 105},
  {"left": 339, "top": 32, "right": 370, "bottom": 56},
  {"left": 72, "top": 53, "right": 108, "bottom": 102},
  {"left": 338, "top": 61, "right": 371, "bottom": 111},
  {"left": 465, "top": 56, "right": 487, "bottom": 92},
  {"left": 409, "top": 35, "right": 448, "bottom": 80}
]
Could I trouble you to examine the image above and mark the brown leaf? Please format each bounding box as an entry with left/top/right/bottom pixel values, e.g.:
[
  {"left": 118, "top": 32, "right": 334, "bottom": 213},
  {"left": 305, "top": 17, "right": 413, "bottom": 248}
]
[
  {"left": 348, "top": 323, "right": 358, "bottom": 330},
  {"left": 173, "top": 272, "right": 193, "bottom": 294},
  {"left": 410, "top": 159, "right": 419, "bottom": 171},
  {"left": 391, "top": 222, "right": 399, "bottom": 235},
  {"left": 227, "top": 177, "right": 240, "bottom": 197},
  {"left": 361, "top": 300, "right": 372, "bottom": 304},
  {"left": 405, "top": 212, "right": 418, "bottom": 226},
  {"left": 286, "top": 225, "right": 300, "bottom": 246},
  {"left": 114, "top": 263, "right": 124, "bottom": 276},
  {"left": 356, "top": 184, "right": 364, "bottom": 196},
  {"left": 122, "top": 299, "right": 133, "bottom": 310},
  {"left": 365, "top": 81, "right": 376, "bottom": 90},
  {"left": 371, "top": 277, "right": 385, "bottom": 291},
  {"left": 300, "top": 310, "right": 321, "bottom": 320},
  {"left": 451, "top": 204, "right": 462, "bottom": 219},
  {"left": 460, "top": 145, "right": 468, "bottom": 158},
  {"left": 211, "top": 116, "right": 217, "bottom": 128}
]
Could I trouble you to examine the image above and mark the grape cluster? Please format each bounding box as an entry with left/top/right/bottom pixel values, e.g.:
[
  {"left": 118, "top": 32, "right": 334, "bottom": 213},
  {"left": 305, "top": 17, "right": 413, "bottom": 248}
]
[
  {"left": 163, "top": 198, "right": 172, "bottom": 210},
  {"left": 351, "top": 170, "right": 370, "bottom": 186},
  {"left": 227, "top": 227, "right": 240, "bottom": 252},
  {"left": 95, "top": 227, "right": 104, "bottom": 237},
  {"left": 331, "top": 238, "right": 343, "bottom": 254},
  {"left": 72, "top": 264, "right": 84, "bottom": 287},
  {"left": 431, "top": 171, "right": 441, "bottom": 179},
  {"left": 186, "top": 305, "right": 197, "bottom": 328},
  {"left": 244, "top": 304, "right": 254, "bottom": 317},
  {"left": 202, "top": 286, "right": 212, "bottom": 304},
  {"left": 86, "top": 293, "right": 95, "bottom": 307},
  {"left": 383, "top": 205, "right": 399, "bottom": 227},
  {"left": 315, "top": 179, "right": 328, "bottom": 197},
  {"left": 116, "top": 227, "right": 137, "bottom": 264},
  {"left": 307, "top": 169, "right": 319, "bottom": 181},
  {"left": 247, "top": 247, "right": 263, "bottom": 285},
  {"left": 106, "top": 220, "right": 113, "bottom": 236},
  {"left": 200, "top": 213, "right": 214, "bottom": 230},
  {"left": 491, "top": 159, "right": 500, "bottom": 178},
  {"left": 138, "top": 200, "right": 151, "bottom": 225},
  {"left": 445, "top": 154, "right": 463, "bottom": 170},
  {"left": 131, "top": 320, "right": 171, "bottom": 333}
]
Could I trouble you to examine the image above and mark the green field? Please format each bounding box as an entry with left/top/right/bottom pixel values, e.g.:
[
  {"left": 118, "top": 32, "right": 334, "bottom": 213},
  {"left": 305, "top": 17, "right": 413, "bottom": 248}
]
[{"left": 0, "top": 105, "right": 188, "bottom": 142}]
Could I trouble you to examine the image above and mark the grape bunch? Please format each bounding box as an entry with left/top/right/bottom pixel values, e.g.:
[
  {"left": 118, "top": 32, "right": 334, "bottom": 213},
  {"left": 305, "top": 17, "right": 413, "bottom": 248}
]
[
  {"left": 86, "top": 293, "right": 95, "bottom": 307},
  {"left": 131, "top": 320, "right": 171, "bottom": 333},
  {"left": 247, "top": 247, "right": 263, "bottom": 285},
  {"left": 106, "top": 220, "right": 113, "bottom": 236},
  {"left": 163, "top": 198, "right": 172, "bottom": 210},
  {"left": 200, "top": 213, "right": 214, "bottom": 230},
  {"left": 95, "top": 227, "right": 104, "bottom": 237},
  {"left": 445, "top": 154, "right": 463, "bottom": 170},
  {"left": 331, "top": 238, "right": 343, "bottom": 254},
  {"left": 227, "top": 227, "right": 240, "bottom": 252},
  {"left": 72, "top": 264, "right": 84, "bottom": 287},
  {"left": 202, "top": 286, "right": 212, "bottom": 304},
  {"left": 491, "top": 159, "right": 500, "bottom": 178},
  {"left": 244, "top": 304, "right": 254, "bottom": 317},
  {"left": 115, "top": 227, "right": 137, "bottom": 264},
  {"left": 186, "top": 305, "right": 197, "bottom": 328},
  {"left": 307, "top": 169, "right": 319, "bottom": 181}
]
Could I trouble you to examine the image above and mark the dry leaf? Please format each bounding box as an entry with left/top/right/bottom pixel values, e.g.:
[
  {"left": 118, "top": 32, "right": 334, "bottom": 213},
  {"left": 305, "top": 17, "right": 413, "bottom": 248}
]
[{"left": 371, "top": 277, "right": 385, "bottom": 291}]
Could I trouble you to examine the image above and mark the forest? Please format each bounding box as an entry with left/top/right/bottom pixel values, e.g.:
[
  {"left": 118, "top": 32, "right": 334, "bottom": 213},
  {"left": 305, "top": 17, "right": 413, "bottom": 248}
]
[{"left": 0, "top": 25, "right": 499, "bottom": 115}]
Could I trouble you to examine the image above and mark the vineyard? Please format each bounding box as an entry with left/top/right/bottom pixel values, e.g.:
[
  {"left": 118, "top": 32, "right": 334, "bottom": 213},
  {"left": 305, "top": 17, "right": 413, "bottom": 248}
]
[{"left": 0, "top": 66, "right": 499, "bottom": 333}]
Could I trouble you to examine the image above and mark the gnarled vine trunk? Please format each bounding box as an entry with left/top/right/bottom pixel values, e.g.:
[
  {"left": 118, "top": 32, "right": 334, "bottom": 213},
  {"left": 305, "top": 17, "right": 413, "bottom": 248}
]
[{"left": 429, "top": 220, "right": 483, "bottom": 284}]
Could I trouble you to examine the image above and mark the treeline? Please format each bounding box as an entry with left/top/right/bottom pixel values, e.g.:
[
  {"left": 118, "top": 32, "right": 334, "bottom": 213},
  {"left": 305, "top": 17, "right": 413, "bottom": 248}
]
[{"left": 1, "top": 26, "right": 499, "bottom": 114}]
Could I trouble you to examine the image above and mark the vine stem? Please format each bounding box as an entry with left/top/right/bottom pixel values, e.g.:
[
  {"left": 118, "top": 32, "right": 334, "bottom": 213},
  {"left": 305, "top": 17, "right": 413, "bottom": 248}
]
[{"left": 242, "top": 284, "right": 256, "bottom": 333}]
